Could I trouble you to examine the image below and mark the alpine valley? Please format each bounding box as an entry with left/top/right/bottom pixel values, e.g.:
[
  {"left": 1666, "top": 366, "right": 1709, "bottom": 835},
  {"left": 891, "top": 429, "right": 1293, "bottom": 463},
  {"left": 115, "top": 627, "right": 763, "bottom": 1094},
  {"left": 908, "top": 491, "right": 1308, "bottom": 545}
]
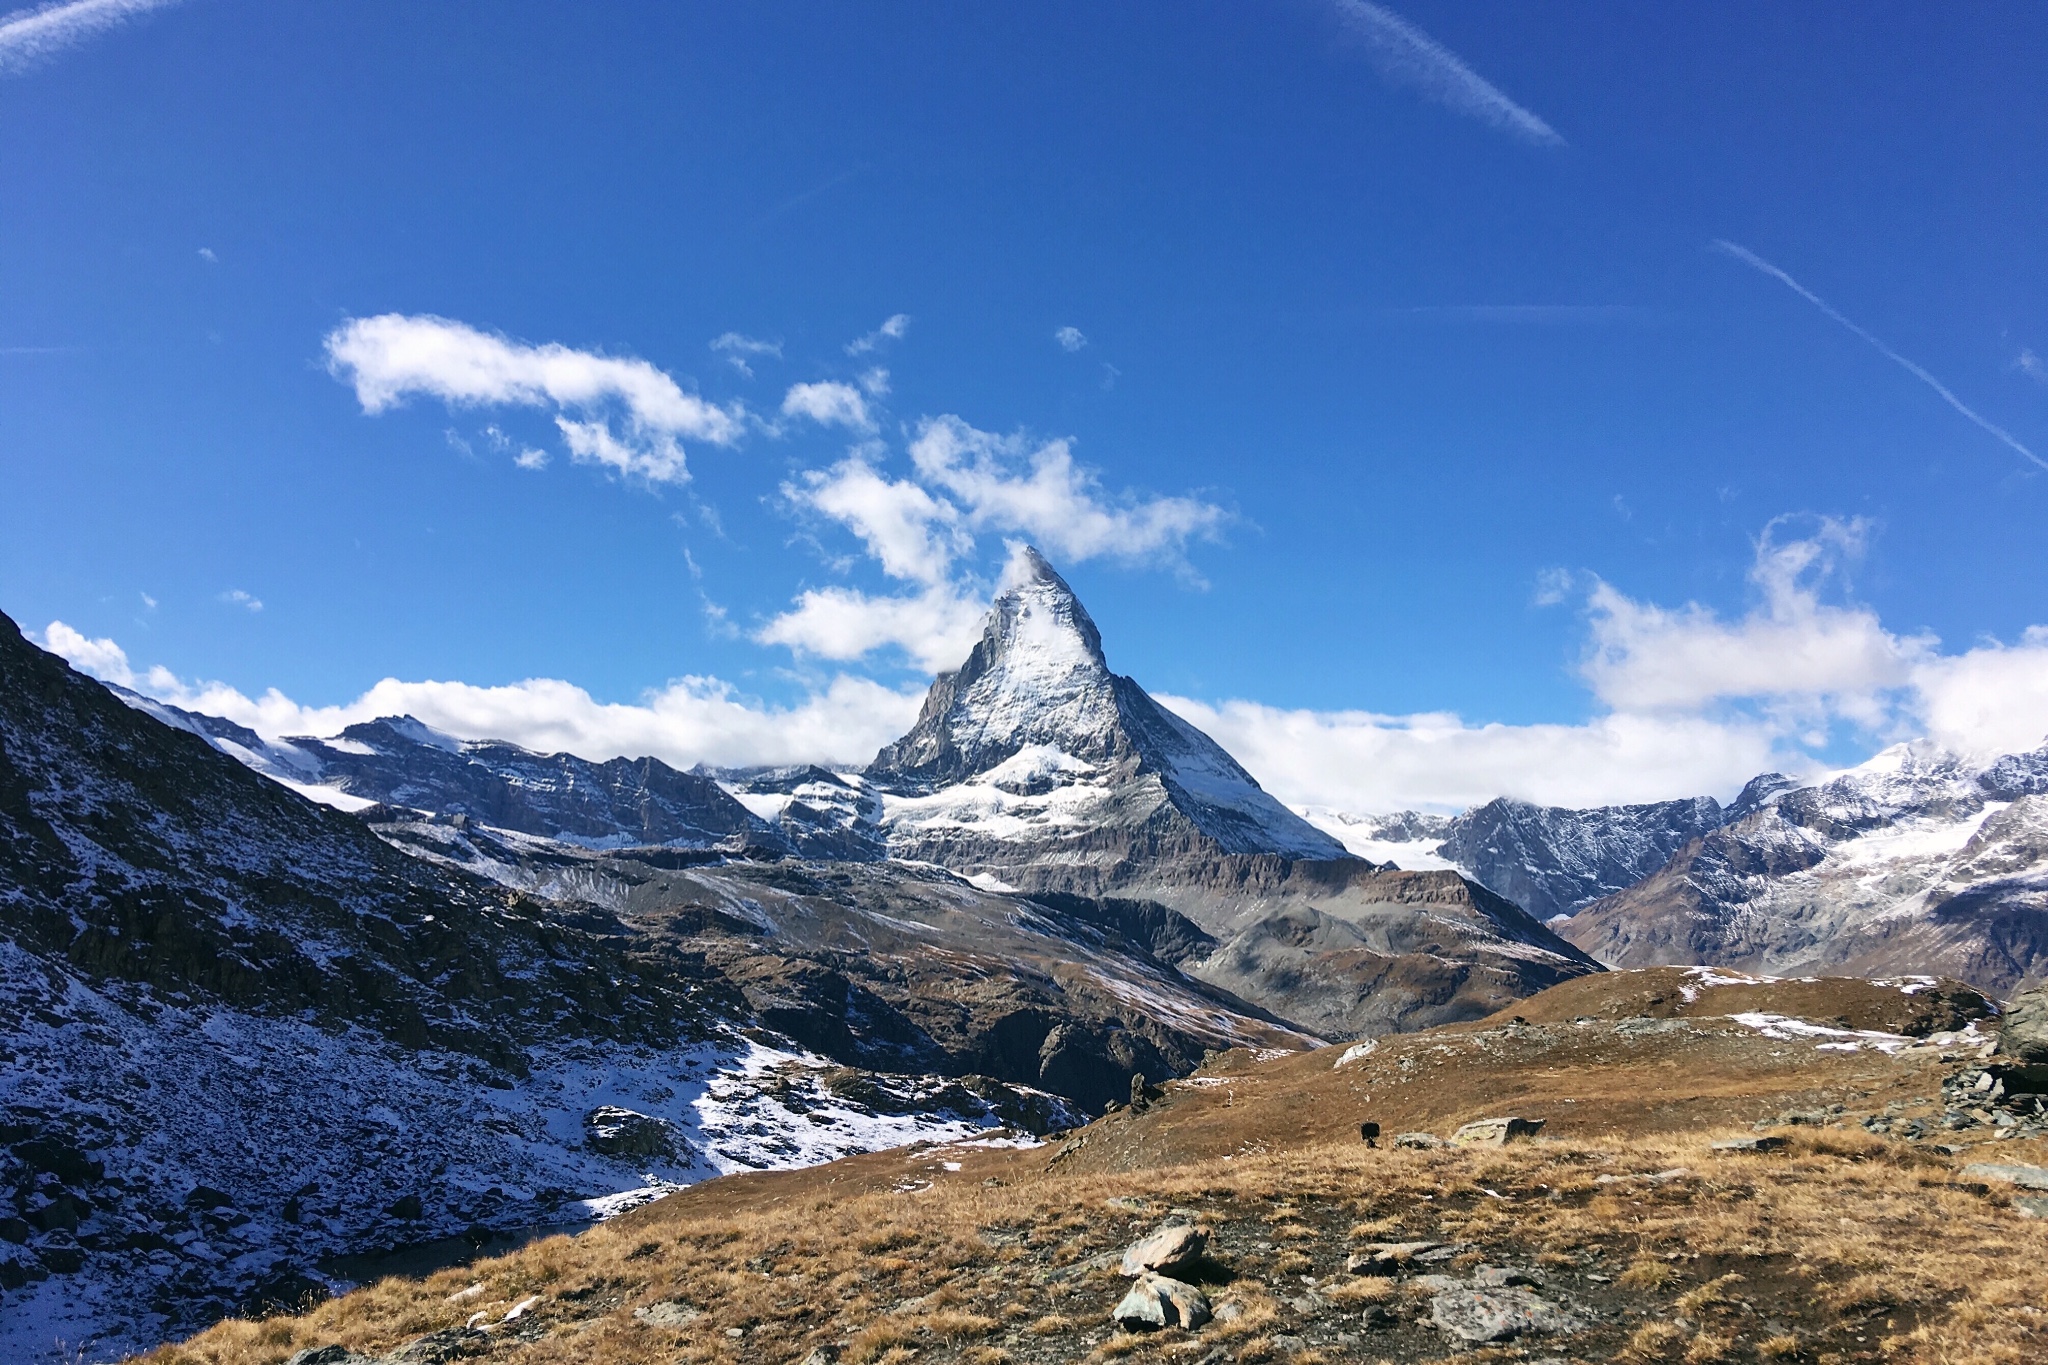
[{"left": 3, "top": 550, "right": 2045, "bottom": 1361}]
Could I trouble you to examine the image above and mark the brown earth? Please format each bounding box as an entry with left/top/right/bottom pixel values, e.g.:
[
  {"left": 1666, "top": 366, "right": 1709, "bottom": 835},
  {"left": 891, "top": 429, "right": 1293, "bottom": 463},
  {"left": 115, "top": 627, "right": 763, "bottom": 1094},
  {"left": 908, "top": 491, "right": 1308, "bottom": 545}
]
[{"left": 132, "top": 971, "right": 2048, "bottom": 1365}]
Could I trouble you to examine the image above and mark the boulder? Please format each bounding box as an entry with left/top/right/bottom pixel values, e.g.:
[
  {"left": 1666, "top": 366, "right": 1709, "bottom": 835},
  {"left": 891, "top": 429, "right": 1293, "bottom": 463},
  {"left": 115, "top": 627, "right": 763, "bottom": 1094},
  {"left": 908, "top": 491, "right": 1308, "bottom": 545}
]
[
  {"left": 1711, "top": 1136, "right": 1788, "bottom": 1154},
  {"left": 633, "top": 1300, "right": 703, "bottom": 1327},
  {"left": 1961, "top": 1161, "right": 2048, "bottom": 1190},
  {"left": 1119, "top": 1222, "right": 1208, "bottom": 1276},
  {"left": 1394, "top": 1131, "right": 1444, "bottom": 1149},
  {"left": 1451, "top": 1117, "right": 1545, "bottom": 1147},
  {"left": 1346, "top": 1240, "right": 1447, "bottom": 1275},
  {"left": 283, "top": 1350, "right": 377, "bottom": 1365},
  {"left": 1429, "top": 1288, "right": 1580, "bottom": 1343},
  {"left": 585, "top": 1106, "right": 682, "bottom": 1159},
  {"left": 1998, "top": 985, "right": 2048, "bottom": 1065},
  {"left": 1111, "top": 1273, "right": 1211, "bottom": 1330}
]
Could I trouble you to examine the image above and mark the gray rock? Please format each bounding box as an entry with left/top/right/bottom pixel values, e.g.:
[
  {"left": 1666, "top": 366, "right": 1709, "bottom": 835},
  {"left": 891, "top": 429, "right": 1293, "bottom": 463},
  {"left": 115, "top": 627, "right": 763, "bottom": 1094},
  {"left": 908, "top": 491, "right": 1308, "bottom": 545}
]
[
  {"left": 1452, "top": 1117, "right": 1545, "bottom": 1146},
  {"left": 1394, "top": 1131, "right": 1445, "bottom": 1149},
  {"left": 284, "top": 1351, "right": 377, "bottom": 1365},
  {"left": 1346, "top": 1240, "right": 1446, "bottom": 1275},
  {"left": 1111, "top": 1273, "right": 1211, "bottom": 1330},
  {"left": 1413, "top": 1273, "right": 1464, "bottom": 1292},
  {"left": 633, "top": 1299, "right": 703, "bottom": 1327},
  {"left": 585, "top": 1106, "right": 681, "bottom": 1159},
  {"left": 1711, "top": 1135, "right": 1788, "bottom": 1154},
  {"left": 2000, "top": 985, "right": 2048, "bottom": 1065},
  {"left": 1120, "top": 1221, "right": 1208, "bottom": 1276},
  {"left": 1961, "top": 1162, "right": 2048, "bottom": 1190},
  {"left": 1430, "top": 1288, "right": 1581, "bottom": 1343},
  {"left": 1471, "top": 1265, "right": 1543, "bottom": 1288}
]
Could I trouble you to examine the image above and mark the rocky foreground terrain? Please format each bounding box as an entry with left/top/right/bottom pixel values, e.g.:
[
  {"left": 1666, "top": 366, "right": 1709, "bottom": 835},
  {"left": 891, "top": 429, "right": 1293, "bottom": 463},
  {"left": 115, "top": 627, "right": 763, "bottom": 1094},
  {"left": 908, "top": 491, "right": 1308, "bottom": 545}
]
[{"left": 141, "top": 968, "right": 2048, "bottom": 1365}]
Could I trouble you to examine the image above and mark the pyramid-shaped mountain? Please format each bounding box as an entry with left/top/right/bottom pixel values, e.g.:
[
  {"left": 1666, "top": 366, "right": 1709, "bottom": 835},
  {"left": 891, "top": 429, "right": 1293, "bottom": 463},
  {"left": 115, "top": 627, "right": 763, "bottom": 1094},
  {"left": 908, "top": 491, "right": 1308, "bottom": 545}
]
[
  {"left": 864, "top": 550, "right": 1598, "bottom": 1037},
  {"left": 867, "top": 548, "right": 1346, "bottom": 886}
]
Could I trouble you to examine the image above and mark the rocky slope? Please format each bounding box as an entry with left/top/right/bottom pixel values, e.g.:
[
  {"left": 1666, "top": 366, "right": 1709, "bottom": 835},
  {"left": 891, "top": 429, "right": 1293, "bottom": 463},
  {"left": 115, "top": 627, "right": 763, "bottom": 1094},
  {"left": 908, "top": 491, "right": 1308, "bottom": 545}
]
[
  {"left": 1562, "top": 741, "right": 2048, "bottom": 993},
  {"left": 0, "top": 611, "right": 1302, "bottom": 1360}
]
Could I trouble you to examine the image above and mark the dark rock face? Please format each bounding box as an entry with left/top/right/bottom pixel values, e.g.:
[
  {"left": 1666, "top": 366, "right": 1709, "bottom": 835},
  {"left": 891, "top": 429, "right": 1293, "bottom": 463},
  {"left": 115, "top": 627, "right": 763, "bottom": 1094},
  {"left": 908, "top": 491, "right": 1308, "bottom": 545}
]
[
  {"left": 1435, "top": 795, "right": 1728, "bottom": 922},
  {"left": 1997, "top": 984, "right": 2048, "bottom": 1064}
]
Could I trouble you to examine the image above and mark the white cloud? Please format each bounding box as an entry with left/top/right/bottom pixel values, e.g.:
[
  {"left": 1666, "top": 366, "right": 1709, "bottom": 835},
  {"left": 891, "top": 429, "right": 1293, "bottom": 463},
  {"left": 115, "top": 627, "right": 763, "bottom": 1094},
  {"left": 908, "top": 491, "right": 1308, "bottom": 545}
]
[
  {"left": 781, "top": 380, "right": 875, "bottom": 432},
  {"left": 786, "top": 458, "right": 966, "bottom": 586},
  {"left": 220, "top": 589, "right": 263, "bottom": 613},
  {"left": 1164, "top": 696, "right": 1784, "bottom": 814},
  {"left": 1577, "top": 517, "right": 1930, "bottom": 717},
  {"left": 753, "top": 582, "right": 988, "bottom": 674},
  {"left": 2018, "top": 348, "right": 2048, "bottom": 386},
  {"left": 38, "top": 622, "right": 922, "bottom": 770},
  {"left": 846, "top": 313, "right": 910, "bottom": 356},
  {"left": 139, "top": 591, "right": 156, "bottom": 610},
  {"left": 0, "top": 0, "right": 181, "bottom": 76},
  {"left": 1910, "top": 628, "right": 2048, "bottom": 760},
  {"left": 858, "top": 367, "right": 890, "bottom": 397},
  {"left": 1166, "top": 520, "right": 2048, "bottom": 813},
  {"left": 1329, "top": 1, "right": 1564, "bottom": 147},
  {"left": 324, "top": 314, "right": 744, "bottom": 486},
  {"left": 710, "top": 331, "right": 782, "bottom": 378},
  {"left": 1715, "top": 241, "right": 2046, "bottom": 473},
  {"left": 513, "top": 447, "right": 549, "bottom": 471},
  {"left": 908, "top": 415, "right": 1226, "bottom": 565},
  {"left": 196, "top": 246, "right": 216, "bottom": 263},
  {"left": 1055, "top": 326, "right": 1088, "bottom": 352}
]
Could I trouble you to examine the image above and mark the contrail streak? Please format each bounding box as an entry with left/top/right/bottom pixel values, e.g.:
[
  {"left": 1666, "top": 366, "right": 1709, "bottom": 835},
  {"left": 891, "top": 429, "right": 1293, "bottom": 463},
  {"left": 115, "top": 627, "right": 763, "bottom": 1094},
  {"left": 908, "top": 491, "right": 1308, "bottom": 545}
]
[
  {"left": 1330, "top": 0, "right": 1564, "bottom": 147},
  {"left": 0, "top": 0, "right": 183, "bottom": 76},
  {"left": 1715, "top": 239, "right": 2045, "bottom": 473}
]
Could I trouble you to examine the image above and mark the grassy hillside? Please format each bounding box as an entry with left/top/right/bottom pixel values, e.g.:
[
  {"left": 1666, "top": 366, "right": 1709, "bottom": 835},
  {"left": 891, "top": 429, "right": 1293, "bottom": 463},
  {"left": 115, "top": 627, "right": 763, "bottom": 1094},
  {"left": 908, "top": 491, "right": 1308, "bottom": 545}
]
[{"left": 133, "top": 971, "right": 2048, "bottom": 1365}]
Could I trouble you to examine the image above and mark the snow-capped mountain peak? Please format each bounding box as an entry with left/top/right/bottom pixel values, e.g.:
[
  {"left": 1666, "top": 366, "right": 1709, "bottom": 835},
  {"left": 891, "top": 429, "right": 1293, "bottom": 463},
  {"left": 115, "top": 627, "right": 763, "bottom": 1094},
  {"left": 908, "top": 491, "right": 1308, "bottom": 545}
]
[{"left": 869, "top": 546, "right": 1121, "bottom": 787}]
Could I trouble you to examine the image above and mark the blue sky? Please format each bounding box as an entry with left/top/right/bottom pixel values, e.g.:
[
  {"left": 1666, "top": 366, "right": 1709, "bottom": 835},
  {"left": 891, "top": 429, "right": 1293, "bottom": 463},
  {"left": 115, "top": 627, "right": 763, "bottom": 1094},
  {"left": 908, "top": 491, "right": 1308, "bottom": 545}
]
[{"left": 5, "top": 0, "right": 2046, "bottom": 811}]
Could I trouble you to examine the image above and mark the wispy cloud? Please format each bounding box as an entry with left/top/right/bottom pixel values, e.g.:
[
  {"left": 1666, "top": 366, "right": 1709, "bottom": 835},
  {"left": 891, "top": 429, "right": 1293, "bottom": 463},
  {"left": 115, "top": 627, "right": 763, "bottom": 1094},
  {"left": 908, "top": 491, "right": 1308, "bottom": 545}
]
[
  {"left": 1055, "top": 326, "right": 1088, "bottom": 352},
  {"left": 1715, "top": 240, "right": 2045, "bottom": 474},
  {"left": 219, "top": 589, "right": 262, "bottom": 613},
  {"left": 0, "top": 0, "right": 179, "bottom": 75},
  {"left": 1329, "top": 1, "right": 1563, "bottom": 147},
  {"left": 324, "top": 314, "right": 746, "bottom": 486},
  {"left": 710, "top": 331, "right": 782, "bottom": 379},
  {"left": 2017, "top": 348, "right": 2048, "bottom": 386},
  {"left": 846, "top": 313, "right": 910, "bottom": 356}
]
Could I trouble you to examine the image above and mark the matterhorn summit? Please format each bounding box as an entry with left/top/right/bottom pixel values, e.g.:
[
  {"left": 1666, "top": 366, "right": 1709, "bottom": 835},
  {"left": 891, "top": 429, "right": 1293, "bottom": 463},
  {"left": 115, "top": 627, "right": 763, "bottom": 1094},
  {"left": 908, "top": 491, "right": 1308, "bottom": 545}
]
[{"left": 867, "top": 547, "right": 1346, "bottom": 888}]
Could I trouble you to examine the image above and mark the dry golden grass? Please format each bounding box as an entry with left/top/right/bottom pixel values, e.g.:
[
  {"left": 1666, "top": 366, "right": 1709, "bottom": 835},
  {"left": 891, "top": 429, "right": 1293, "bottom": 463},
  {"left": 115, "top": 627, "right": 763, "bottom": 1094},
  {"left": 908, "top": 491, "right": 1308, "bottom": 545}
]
[{"left": 127, "top": 987, "right": 2048, "bottom": 1365}]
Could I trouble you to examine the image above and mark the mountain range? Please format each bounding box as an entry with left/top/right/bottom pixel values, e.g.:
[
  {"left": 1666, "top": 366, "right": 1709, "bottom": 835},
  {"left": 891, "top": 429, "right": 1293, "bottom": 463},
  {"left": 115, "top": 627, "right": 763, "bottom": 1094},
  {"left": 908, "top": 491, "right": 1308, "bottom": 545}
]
[{"left": 7, "top": 544, "right": 2044, "bottom": 1358}]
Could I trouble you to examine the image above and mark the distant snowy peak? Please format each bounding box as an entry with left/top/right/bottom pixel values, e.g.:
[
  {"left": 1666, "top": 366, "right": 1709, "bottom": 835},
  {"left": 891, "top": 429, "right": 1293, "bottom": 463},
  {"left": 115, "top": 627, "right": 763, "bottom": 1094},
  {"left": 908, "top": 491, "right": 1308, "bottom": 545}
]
[{"left": 867, "top": 546, "right": 1345, "bottom": 864}]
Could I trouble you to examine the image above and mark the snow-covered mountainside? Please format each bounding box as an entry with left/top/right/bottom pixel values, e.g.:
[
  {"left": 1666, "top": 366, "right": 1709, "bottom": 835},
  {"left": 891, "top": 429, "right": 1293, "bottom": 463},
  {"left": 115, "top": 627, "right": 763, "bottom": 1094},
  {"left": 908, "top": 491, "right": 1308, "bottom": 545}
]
[
  {"left": 111, "top": 697, "right": 784, "bottom": 854},
  {"left": 868, "top": 546, "right": 1347, "bottom": 875},
  {"left": 1562, "top": 740, "right": 2048, "bottom": 992},
  {"left": 1303, "top": 791, "right": 1761, "bottom": 922},
  {"left": 860, "top": 549, "right": 1598, "bottom": 1034},
  {"left": 0, "top": 610, "right": 1301, "bottom": 1360}
]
